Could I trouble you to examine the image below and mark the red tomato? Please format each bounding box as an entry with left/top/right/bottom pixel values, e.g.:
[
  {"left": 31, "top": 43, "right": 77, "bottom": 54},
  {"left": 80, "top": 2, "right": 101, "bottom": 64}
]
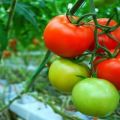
[
  {"left": 93, "top": 49, "right": 120, "bottom": 68},
  {"left": 89, "top": 18, "right": 120, "bottom": 52},
  {"left": 44, "top": 15, "right": 94, "bottom": 58},
  {"left": 96, "top": 58, "right": 120, "bottom": 90}
]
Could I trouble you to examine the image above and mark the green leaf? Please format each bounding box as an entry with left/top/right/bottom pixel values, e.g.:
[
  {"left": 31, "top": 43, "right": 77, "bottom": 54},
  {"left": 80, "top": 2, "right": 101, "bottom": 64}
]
[
  {"left": 15, "top": 2, "right": 39, "bottom": 31},
  {"left": 2, "top": 0, "right": 39, "bottom": 31}
]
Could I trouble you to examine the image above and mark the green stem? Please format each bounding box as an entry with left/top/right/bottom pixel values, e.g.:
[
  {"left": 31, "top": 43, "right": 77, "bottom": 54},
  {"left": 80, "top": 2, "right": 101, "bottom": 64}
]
[
  {"left": 106, "top": 33, "right": 120, "bottom": 44},
  {"left": 0, "top": 95, "right": 21, "bottom": 112},
  {"left": 0, "top": 50, "right": 51, "bottom": 112},
  {"left": 98, "top": 44, "right": 113, "bottom": 58},
  {"left": 89, "top": 0, "right": 113, "bottom": 58},
  {"left": 90, "top": 29, "right": 97, "bottom": 75},
  {"left": 66, "top": 0, "right": 85, "bottom": 24},
  {"left": 108, "top": 24, "right": 120, "bottom": 32},
  {"left": 89, "top": 0, "right": 113, "bottom": 74},
  {"left": 75, "top": 13, "right": 96, "bottom": 24},
  {"left": 113, "top": 45, "right": 120, "bottom": 57},
  {"left": 99, "top": 24, "right": 120, "bottom": 35},
  {"left": 69, "top": 0, "right": 85, "bottom": 15},
  {"left": 24, "top": 50, "right": 51, "bottom": 92},
  {"left": 106, "top": 14, "right": 114, "bottom": 26},
  {"left": 97, "top": 24, "right": 112, "bottom": 29},
  {"left": 6, "top": 0, "right": 17, "bottom": 34},
  {"left": 93, "top": 25, "right": 99, "bottom": 49}
]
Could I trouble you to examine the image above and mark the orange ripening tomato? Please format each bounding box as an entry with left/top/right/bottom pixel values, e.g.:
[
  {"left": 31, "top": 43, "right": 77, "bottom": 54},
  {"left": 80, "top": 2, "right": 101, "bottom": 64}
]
[
  {"left": 44, "top": 15, "right": 94, "bottom": 58},
  {"left": 89, "top": 18, "right": 120, "bottom": 52},
  {"left": 2, "top": 50, "right": 11, "bottom": 58},
  {"left": 9, "top": 39, "right": 17, "bottom": 48}
]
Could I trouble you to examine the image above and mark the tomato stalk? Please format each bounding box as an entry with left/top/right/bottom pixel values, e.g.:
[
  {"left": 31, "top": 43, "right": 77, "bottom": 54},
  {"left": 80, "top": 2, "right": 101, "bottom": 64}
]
[
  {"left": 89, "top": 0, "right": 99, "bottom": 74},
  {"left": 66, "top": 0, "right": 85, "bottom": 23},
  {"left": 88, "top": 0, "right": 114, "bottom": 75},
  {"left": 98, "top": 24, "right": 120, "bottom": 34},
  {"left": 6, "top": 0, "right": 17, "bottom": 34},
  {"left": 69, "top": 0, "right": 85, "bottom": 15},
  {"left": 0, "top": 50, "right": 52, "bottom": 112},
  {"left": 89, "top": 0, "right": 115, "bottom": 58},
  {"left": 108, "top": 24, "right": 120, "bottom": 32},
  {"left": 0, "top": 0, "right": 17, "bottom": 60},
  {"left": 112, "top": 45, "right": 120, "bottom": 57},
  {"left": 75, "top": 13, "right": 96, "bottom": 25},
  {"left": 106, "top": 15, "right": 115, "bottom": 26},
  {"left": 106, "top": 33, "right": 120, "bottom": 44},
  {"left": 24, "top": 50, "right": 51, "bottom": 93}
]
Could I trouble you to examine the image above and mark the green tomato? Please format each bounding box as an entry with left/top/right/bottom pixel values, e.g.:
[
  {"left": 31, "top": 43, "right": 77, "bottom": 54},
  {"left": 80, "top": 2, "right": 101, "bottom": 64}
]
[
  {"left": 48, "top": 58, "right": 90, "bottom": 93},
  {"left": 72, "top": 78, "right": 119, "bottom": 117}
]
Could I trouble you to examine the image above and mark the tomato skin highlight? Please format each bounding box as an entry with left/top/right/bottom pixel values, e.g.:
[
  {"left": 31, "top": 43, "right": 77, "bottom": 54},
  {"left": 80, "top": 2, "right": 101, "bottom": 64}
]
[
  {"left": 89, "top": 18, "right": 120, "bottom": 52},
  {"left": 44, "top": 15, "right": 94, "bottom": 58},
  {"left": 48, "top": 58, "right": 90, "bottom": 93},
  {"left": 96, "top": 58, "right": 120, "bottom": 90},
  {"left": 72, "top": 78, "right": 119, "bottom": 117}
]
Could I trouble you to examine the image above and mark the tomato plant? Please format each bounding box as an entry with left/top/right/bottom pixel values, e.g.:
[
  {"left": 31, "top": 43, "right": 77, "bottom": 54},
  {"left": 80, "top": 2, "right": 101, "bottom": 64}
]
[
  {"left": 48, "top": 58, "right": 90, "bottom": 93},
  {"left": 96, "top": 58, "right": 120, "bottom": 90},
  {"left": 72, "top": 78, "right": 119, "bottom": 117},
  {"left": 89, "top": 18, "right": 120, "bottom": 52},
  {"left": 44, "top": 15, "right": 94, "bottom": 58}
]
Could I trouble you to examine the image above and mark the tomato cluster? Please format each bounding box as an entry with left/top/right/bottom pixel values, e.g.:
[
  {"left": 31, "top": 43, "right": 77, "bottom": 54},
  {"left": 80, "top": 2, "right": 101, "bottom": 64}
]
[{"left": 43, "top": 14, "right": 120, "bottom": 117}]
